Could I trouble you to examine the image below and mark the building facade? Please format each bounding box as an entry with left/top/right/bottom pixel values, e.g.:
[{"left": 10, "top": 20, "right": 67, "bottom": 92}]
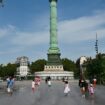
[{"left": 16, "top": 56, "right": 30, "bottom": 77}]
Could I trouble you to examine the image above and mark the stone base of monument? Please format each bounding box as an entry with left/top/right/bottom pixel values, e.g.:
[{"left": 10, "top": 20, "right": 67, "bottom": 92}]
[
  {"left": 44, "top": 65, "right": 64, "bottom": 71},
  {"left": 35, "top": 65, "right": 74, "bottom": 80}
]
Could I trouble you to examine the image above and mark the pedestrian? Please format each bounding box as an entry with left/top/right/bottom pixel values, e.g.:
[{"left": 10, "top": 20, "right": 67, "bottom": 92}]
[
  {"left": 6, "top": 77, "right": 10, "bottom": 88},
  {"left": 78, "top": 79, "right": 82, "bottom": 87},
  {"left": 93, "top": 77, "right": 97, "bottom": 88},
  {"left": 45, "top": 77, "right": 48, "bottom": 84},
  {"left": 47, "top": 77, "right": 51, "bottom": 87},
  {"left": 7, "top": 77, "right": 14, "bottom": 95},
  {"left": 85, "top": 81, "right": 89, "bottom": 98},
  {"left": 89, "top": 84, "right": 94, "bottom": 98},
  {"left": 35, "top": 76, "right": 38, "bottom": 86},
  {"left": 48, "top": 80, "right": 51, "bottom": 87},
  {"left": 37, "top": 76, "right": 41, "bottom": 86},
  {"left": 32, "top": 79, "right": 35, "bottom": 93},
  {"left": 64, "top": 81, "right": 70, "bottom": 96},
  {"left": 63, "top": 76, "right": 68, "bottom": 83},
  {"left": 80, "top": 80, "right": 86, "bottom": 98},
  {"left": 48, "top": 76, "right": 51, "bottom": 81}
]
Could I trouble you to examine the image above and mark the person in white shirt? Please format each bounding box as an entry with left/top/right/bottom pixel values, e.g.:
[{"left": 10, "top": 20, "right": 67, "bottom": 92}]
[
  {"left": 48, "top": 80, "right": 51, "bottom": 87},
  {"left": 32, "top": 80, "right": 35, "bottom": 93},
  {"left": 64, "top": 81, "right": 70, "bottom": 96}
]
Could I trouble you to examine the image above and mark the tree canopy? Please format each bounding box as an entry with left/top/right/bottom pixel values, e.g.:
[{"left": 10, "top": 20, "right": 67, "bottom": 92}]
[
  {"left": 0, "top": 63, "right": 17, "bottom": 79},
  {"left": 61, "top": 58, "right": 76, "bottom": 72},
  {"left": 30, "top": 59, "right": 47, "bottom": 73},
  {"left": 86, "top": 53, "right": 105, "bottom": 84}
]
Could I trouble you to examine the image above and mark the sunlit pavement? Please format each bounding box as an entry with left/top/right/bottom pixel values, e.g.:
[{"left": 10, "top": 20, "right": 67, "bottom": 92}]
[{"left": 0, "top": 81, "right": 105, "bottom": 105}]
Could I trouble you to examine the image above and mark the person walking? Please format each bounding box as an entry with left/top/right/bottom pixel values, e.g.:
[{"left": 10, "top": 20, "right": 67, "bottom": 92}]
[
  {"left": 64, "top": 81, "right": 70, "bottom": 96},
  {"left": 45, "top": 77, "right": 48, "bottom": 84},
  {"left": 85, "top": 81, "right": 89, "bottom": 98},
  {"left": 93, "top": 77, "right": 97, "bottom": 88},
  {"left": 46, "top": 76, "right": 51, "bottom": 87},
  {"left": 32, "top": 80, "right": 35, "bottom": 93},
  {"left": 6, "top": 77, "right": 10, "bottom": 88},
  {"left": 80, "top": 80, "right": 86, "bottom": 98},
  {"left": 7, "top": 77, "right": 14, "bottom": 96},
  {"left": 89, "top": 84, "right": 94, "bottom": 98},
  {"left": 37, "top": 76, "right": 41, "bottom": 86},
  {"left": 48, "top": 79, "right": 51, "bottom": 87}
]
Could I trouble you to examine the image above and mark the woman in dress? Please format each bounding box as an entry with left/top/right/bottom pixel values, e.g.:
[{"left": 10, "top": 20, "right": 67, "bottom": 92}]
[{"left": 64, "top": 81, "right": 70, "bottom": 96}]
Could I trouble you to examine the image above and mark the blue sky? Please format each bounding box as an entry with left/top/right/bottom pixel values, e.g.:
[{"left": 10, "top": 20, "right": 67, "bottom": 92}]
[{"left": 0, "top": 0, "right": 105, "bottom": 64}]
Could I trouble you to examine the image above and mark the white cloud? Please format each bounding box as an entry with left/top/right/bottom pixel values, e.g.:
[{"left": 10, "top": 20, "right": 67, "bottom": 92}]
[
  {"left": 0, "top": 10, "right": 105, "bottom": 62},
  {"left": 0, "top": 25, "right": 15, "bottom": 38},
  {"left": 58, "top": 11, "right": 105, "bottom": 43},
  {"left": 12, "top": 31, "right": 49, "bottom": 46},
  {"left": 0, "top": 47, "right": 24, "bottom": 55},
  {"left": 1, "top": 10, "right": 105, "bottom": 46},
  {"left": 0, "top": 25, "right": 16, "bottom": 38}
]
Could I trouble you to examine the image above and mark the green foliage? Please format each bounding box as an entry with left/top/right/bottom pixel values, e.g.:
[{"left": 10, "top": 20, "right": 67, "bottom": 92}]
[
  {"left": 75, "top": 58, "right": 81, "bottom": 79},
  {"left": 61, "top": 58, "right": 76, "bottom": 72},
  {"left": 61, "top": 58, "right": 78, "bottom": 79},
  {"left": 0, "top": 63, "right": 16, "bottom": 78},
  {"left": 30, "top": 59, "right": 47, "bottom": 73},
  {"left": 86, "top": 53, "right": 105, "bottom": 84},
  {"left": 1, "top": 53, "right": 104, "bottom": 84}
]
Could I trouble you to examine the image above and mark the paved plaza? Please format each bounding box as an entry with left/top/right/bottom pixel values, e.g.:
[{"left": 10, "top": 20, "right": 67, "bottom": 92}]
[{"left": 0, "top": 80, "right": 105, "bottom": 105}]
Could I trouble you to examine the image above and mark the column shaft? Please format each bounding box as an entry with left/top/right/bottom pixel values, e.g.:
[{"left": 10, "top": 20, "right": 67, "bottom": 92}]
[{"left": 48, "top": 0, "right": 60, "bottom": 54}]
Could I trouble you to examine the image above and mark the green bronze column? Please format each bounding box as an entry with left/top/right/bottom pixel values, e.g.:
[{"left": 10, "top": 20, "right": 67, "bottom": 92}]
[
  {"left": 48, "top": 0, "right": 60, "bottom": 53},
  {"left": 47, "top": 0, "right": 61, "bottom": 65}
]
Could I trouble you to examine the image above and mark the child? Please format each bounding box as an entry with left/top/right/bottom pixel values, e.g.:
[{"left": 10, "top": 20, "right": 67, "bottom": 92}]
[
  {"left": 32, "top": 80, "right": 35, "bottom": 93},
  {"left": 64, "top": 81, "right": 70, "bottom": 96},
  {"left": 89, "top": 84, "right": 94, "bottom": 98},
  {"left": 93, "top": 78, "right": 97, "bottom": 88},
  {"left": 37, "top": 77, "right": 41, "bottom": 86},
  {"left": 48, "top": 80, "right": 51, "bottom": 87}
]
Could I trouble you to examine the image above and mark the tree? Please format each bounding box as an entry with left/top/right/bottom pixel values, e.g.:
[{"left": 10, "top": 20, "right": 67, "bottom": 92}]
[
  {"left": 61, "top": 58, "right": 78, "bottom": 79},
  {"left": 86, "top": 53, "right": 105, "bottom": 84},
  {"left": 75, "top": 58, "right": 81, "bottom": 79},
  {"left": 75, "top": 57, "right": 89, "bottom": 79},
  {"left": 6, "top": 63, "right": 17, "bottom": 76},
  {"left": 0, "top": 63, "right": 17, "bottom": 78},
  {"left": 30, "top": 59, "right": 47, "bottom": 73},
  {"left": 61, "top": 58, "right": 76, "bottom": 72}
]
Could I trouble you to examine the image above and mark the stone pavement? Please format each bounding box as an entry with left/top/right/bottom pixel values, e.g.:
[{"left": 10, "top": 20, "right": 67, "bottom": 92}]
[{"left": 0, "top": 81, "right": 105, "bottom": 105}]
